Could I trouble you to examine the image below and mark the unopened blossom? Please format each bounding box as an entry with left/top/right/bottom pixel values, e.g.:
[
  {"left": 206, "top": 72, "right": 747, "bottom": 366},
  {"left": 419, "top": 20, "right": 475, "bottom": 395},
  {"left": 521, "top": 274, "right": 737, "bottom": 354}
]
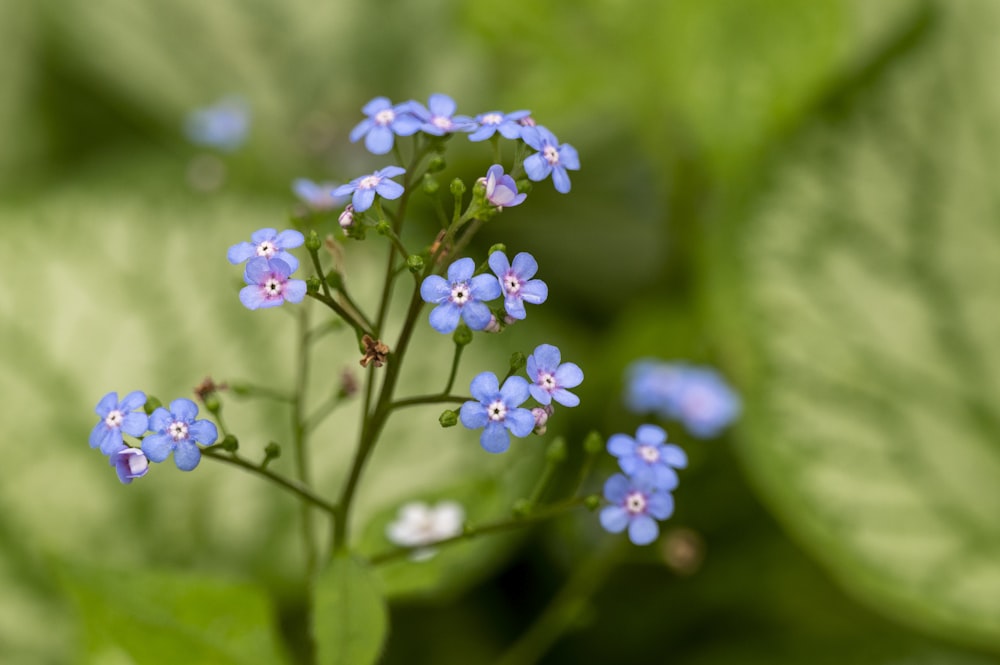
[
  {"left": 468, "top": 110, "right": 531, "bottom": 142},
  {"left": 488, "top": 251, "right": 546, "bottom": 320},
  {"left": 111, "top": 447, "right": 150, "bottom": 485},
  {"left": 525, "top": 344, "right": 583, "bottom": 407},
  {"left": 349, "top": 97, "right": 423, "bottom": 155},
  {"left": 482, "top": 165, "right": 526, "bottom": 210},
  {"left": 522, "top": 126, "right": 579, "bottom": 194},
  {"left": 142, "top": 398, "right": 218, "bottom": 471},
  {"left": 90, "top": 391, "right": 149, "bottom": 456},
  {"left": 239, "top": 257, "right": 307, "bottom": 310},
  {"left": 333, "top": 166, "right": 405, "bottom": 213},
  {"left": 599, "top": 473, "right": 674, "bottom": 546},
  {"left": 606, "top": 424, "right": 686, "bottom": 490},
  {"left": 420, "top": 258, "right": 501, "bottom": 334},
  {"left": 228, "top": 228, "right": 305, "bottom": 272},
  {"left": 459, "top": 372, "right": 535, "bottom": 453},
  {"left": 338, "top": 205, "right": 355, "bottom": 229},
  {"left": 385, "top": 500, "right": 465, "bottom": 561}
]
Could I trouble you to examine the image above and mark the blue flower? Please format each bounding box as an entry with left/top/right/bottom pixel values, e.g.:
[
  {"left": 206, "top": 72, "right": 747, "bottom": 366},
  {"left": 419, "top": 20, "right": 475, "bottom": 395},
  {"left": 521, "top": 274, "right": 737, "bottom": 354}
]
[
  {"left": 90, "top": 391, "right": 149, "bottom": 456},
  {"left": 111, "top": 448, "right": 150, "bottom": 484},
  {"left": 228, "top": 228, "right": 305, "bottom": 272},
  {"left": 468, "top": 110, "right": 531, "bottom": 142},
  {"left": 606, "top": 424, "right": 686, "bottom": 490},
  {"left": 420, "top": 257, "right": 501, "bottom": 333},
  {"left": 599, "top": 473, "right": 674, "bottom": 545},
  {"left": 625, "top": 361, "right": 741, "bottom": 438},
  {"left": 184, "top": 97, "right": 250, "bottom": 152},
  {"left": 349, "top": 97, "right": 423, "bottom": 155},
  {"left": 293, "top": 179, "right": 349, "bottom": 212},
  {"left": 522, "top": 126, "right": 580, "bottom": 194},
  {"left": 411, "top": 94, "right": 475, "bottom": 136},
  {"left": 525, "top": 343, "right": 583, "bottom": 407},
  {"left": 142, "top": 398, "right": 218, "bottom": 471},
  {"left": 333, "top": 166, "right": 405, "bottom": 213},
  {"left": 488, "top": 251, "right": 547, "bottom": 320},
  {"left": 239, "top": 257, "right": 307, "bottom": 310},
  {"left": 482, "top": 165, "right": 527, "bottom": 210},
  {"left": 459, "top": 372, "right": 535, "bottom": 453}
]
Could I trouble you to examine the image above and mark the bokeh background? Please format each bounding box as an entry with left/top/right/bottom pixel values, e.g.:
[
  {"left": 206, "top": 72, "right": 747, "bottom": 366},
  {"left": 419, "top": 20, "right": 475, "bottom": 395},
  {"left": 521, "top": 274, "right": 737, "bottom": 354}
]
[{"left": 2, "top": 0, "right": 999, "bottom": 663}]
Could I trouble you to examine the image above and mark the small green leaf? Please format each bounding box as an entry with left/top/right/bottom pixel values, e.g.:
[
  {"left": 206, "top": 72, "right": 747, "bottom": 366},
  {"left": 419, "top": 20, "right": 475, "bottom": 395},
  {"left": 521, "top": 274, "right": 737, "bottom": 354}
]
[{"left": 314, "top": 554, "right": 388, "bottom": 665}]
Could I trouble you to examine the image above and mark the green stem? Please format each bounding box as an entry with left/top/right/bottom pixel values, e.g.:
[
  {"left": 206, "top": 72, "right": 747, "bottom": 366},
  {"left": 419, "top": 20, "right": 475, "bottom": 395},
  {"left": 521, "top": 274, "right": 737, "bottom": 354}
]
[
  {"left": 293, "top": 308, "right": 318, "bottom": 581},
  {"left": 388, "top": 394, "right": 468, "bottom": 410},
  {"left": 202, "top": 448, "right": 338, "bottom": 515},
  {"left": 305, "top": 291, "right": 372, "bottom": 338},
  {"left": 231, "top": 383, "right": 294, "bottom": 403},
  {"left": 443, "top": 342, "right": 465, "bottom": 394}
]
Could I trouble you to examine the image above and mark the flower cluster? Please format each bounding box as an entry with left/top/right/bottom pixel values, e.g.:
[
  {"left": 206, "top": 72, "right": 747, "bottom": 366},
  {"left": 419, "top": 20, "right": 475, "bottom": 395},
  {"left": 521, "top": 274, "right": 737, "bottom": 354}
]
[
  {"left": 625, "top": 360, "right": 741, "bottom": 438},
  {"left": 600, "top": 424, "right": 685, "bottom": 545},
  {"left": 89, "top": 392, "right": 218, "bottom": 483},
  {"left": 227, "top": 228, "right": 308, "bottom": 310}
]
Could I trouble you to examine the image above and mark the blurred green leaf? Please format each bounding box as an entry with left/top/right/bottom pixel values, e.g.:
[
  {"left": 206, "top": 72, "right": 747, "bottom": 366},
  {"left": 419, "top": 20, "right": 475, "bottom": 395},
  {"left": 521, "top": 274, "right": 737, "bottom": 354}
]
[
  {"left": 59, "top": 562, "right": 288, "bottom": 665},
  {"left": 711, "top": 0, "right": 1000, "bottom": 651},
  {"left": 314, "top": 554, "right": 388, "bottom": 665}
]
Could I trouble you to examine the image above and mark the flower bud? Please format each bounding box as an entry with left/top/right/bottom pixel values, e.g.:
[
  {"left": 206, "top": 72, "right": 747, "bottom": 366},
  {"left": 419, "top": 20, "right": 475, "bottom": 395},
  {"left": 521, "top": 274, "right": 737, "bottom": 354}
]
[
  {"left": 263, "top": 442, "right": 281, "bottom": 466},
  {"left": 406, "top": 255, "right": 425, "bottom": 274},
  {"left": 143, "top": 396, "right": 162, "bottom": 415},
  {"left": 583, "top": 430, "right": 604, "bottom": 455},
  {"left": 305, "top": 230, "right": 322, "bottom": 252},
  {"left": 532, "top": 406, "right": 552, "bottom": 436},
  {"left": 202, "top": 392, "right": 222, "bottom": 414},
  {"left": 338, "top": 204, "right": 355, "bottom": 229},
  {"left": 325, "top": 270, "right": 343, "bottom": 291},
  {"left": 545, "top": 436, "right": 567, "bottom": 462},
  {"left": 375, "top": 220, "right": 392, "bottom": 236},
  {"left": 509, "top": 351, "right": 527, "bottom": 372},
  {"left": 452, "top": 325, "right": 473, "bottom": 347},
  {"left": 584, "top": 494, "right": 601, "bottom": 511},
  {"left": 483, "top": 315, "right": 501, "bottom": 333},
  {"left": 113, "top": 448, "right": 149, "bottom": 484},
  {"left": 306, "top": 276, "right": 321, "bottom": 294},
  {"left": 422, "top": 174, "right": 440, "bottom": 195},
  {"left": 487, "top": 243, "right": 507, "bottom": 257},
  {"left": 220, "top": 434, "right": 239, "bottom": 452},
  {"left": 438, "top": 409, "right": 459, "bottom": 428},
  {"left": 450, "top": 178, "right": 466, "bottom": 197},
  {"left": 428, "top": 156, "right": 446, "bottom": 173}
]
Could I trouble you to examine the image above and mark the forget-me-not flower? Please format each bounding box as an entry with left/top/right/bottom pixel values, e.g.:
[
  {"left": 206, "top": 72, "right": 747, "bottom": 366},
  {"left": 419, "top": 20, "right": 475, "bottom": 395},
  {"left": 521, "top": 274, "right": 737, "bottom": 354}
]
[
  {"left": 488, "top": 251, "right": 546, "bottom": 320},
  {"left": 607, "top": 424, "right": 686, "bottom": 490},
  {"left": 184, "top": 97, "right": 250, "bottom": 152},
  {"left": 482, "top": 165, "right": 527, "bottom": 210},
  {"left": 420, "top": 257, "right": 501, "bottom": 334},
  {"left": 333, "top": 166, "right": 405, "bottom": 213},
  {"left": 111, "top": 447, "right": 150, "bottom": 485},
  {"left": 525, "top": 343, "right": 583, "bottom": 407},
  {"left": 228, "top": 228, "right": 305, "bottom": 272},
  {"left": 522, "top": 126, "right": 579, "bottom": 194},
  {"left": 460, "top": 372, "right": 535, "bottom": 453},
  {"left": 293, "top": 179, "right": 348, "bottom": 212},
  {"left": 349, "top": 97, "right": 423, "bottom": 155},
  {"left": 142, "top": 398, "right": 218, "bottom": 471},
  {"left": 468, "top": 110, "right": 531, "bottom": 142},
  {"left": 599, "top": 473, "right": 674, "bottom": 546},
  {"left": 239, "top": 257, "right": 307, "bottom": 310},
  {"left": 385, "top": 500, "right": 465, "bottom": 561},
  {"left": 411, "top": 94, "right": 475, "bottom": 136},
  {"left": 90, "top": 391, "right": 149, "bottom": 456}
]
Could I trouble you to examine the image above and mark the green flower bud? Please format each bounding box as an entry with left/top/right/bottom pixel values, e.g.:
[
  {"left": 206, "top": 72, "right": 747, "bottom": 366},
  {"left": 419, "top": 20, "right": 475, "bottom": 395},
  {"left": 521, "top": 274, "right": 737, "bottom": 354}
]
[
  {"left": 422, "top": 174, "right": 440, "bottom": 195},
  {"left": 428, "top": 156, "right": 446, "bottom": 173},
  {"left": 202, "top": 393, "right": 221, "bottom": 414},
  {"left": 220, "top": 434, "right": 239, "bottom": 452},
  {"left": 144, "top": 396, "right": 162, "bottom": 415},
  {"left": 438, "top": 409, "right": 459, "bottom": 428},
  {"left": 545, "top": 436, "right": 567, "bottom": 463},
  {"left": 453, "top": 325, "right": 473, "bottom": 347},
  {"left": 406, "top": 255, "right": 425, "bottom": 274},
  {"left": 584, "top": 494, "right": 602, "bottom": 511},
  {"left": 487, "top": 243, "right": 507, "bottom": 257},
  {"left": 305, "top": 230, "right": 322, "bottom": 252},
  {"left": 264, "top": 442, "right": 281, "bottom": 460},
  {"left": 509, "top": 351, "right": 527, "bottom": 372},
  {"left": 325, "top": 270, "right": 343, "bottom": 291},
  {"left": 306, "top": 276, "right": 321, "bottom": 294},
  {"left": 583, "top": 430, "right": 604, "bottom": 455},
  {"left": 450, "top": 178, "right": 466, "bottom": 197},
  {"left": 375, "top": 220, "right": 392, "bottom": 236}
]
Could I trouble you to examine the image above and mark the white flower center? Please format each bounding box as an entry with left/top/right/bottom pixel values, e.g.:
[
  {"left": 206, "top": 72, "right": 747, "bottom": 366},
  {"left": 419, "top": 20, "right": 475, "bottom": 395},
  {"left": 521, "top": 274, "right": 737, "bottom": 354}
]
[
  {"left": 625, "top": 491, "right": 647, "bottom": 515},
  {"left": 487, "top": 399, "right": 507, "bottom": 422},
  {"left": 504, "top": 272, "right": 521, "bottom": 294},
  {"left": 538, "top": 372, "right": 557, "bottom": 392},
  {"left": 359, "top": 175, "right": 381, "bottom": 190},
  {"left": 256, "top": 240, "right": 276, "bottom": 258},
  {"left": 543, "top": 145, "right": 560, "bottom": 166},
  {"left": 638, "top": 444, "right": 660, "bottom": 463},
  {"left": 374, "top": 109, "right": 395, "bottom": 126},
  {"left": 482, "top": 113, "right": 502, "bottom": 125},
  {"left": 104, "top": 410, "right": 124, "bottom": 428},
  {"left": 450, "top": 283, "right": 470, "bottom": 305},
  {"left": 264, "top": 277, "right": 284, "bottom": 297},
  {"left": 168, "top": 421, "right": 189, "bottom": 441},
  {"left": 432, "top": 116, "right": 452, "bottom": 130}
]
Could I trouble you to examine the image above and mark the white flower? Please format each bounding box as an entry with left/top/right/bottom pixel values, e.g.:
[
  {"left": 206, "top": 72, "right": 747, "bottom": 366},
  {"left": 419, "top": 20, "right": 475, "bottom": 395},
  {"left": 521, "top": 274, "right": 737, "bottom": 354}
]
[{"left": 385, "top": 501, "right": 465, "bottom": 561}]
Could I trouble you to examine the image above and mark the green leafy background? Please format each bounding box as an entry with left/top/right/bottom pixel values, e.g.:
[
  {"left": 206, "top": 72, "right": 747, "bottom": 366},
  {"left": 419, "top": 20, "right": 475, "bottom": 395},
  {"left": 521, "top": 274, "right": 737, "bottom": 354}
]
[{"left": 2, "top": 0, "right": 999, "bottom": 663}]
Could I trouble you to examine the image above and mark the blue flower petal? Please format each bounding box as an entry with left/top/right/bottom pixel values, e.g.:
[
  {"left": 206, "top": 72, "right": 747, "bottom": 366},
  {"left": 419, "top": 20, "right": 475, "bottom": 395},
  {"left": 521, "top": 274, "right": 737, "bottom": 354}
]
[
  {"left": 528, "top": 384, "right": 551, "bottom": 405},
  {"left": 119, "top": 390, "right": 146, "bottom": 412},
  {"left": 505, "top": 407, "right": 535, "bottom": 438},
  {"left": 353, "top": 188, "right": 377, "bottom": 212},
  {"left": 142, "top": 433, "right": 175, "bottom": 463},
  {"left": 461, "top": 301, "right": 492, "bottom": 331},
  {"left": 559, "top": 144, "right": 580, "bottom": 170},
  {"left": 250, "top": 228, "right": 277, "bottom": 244},
  {"left": 526, "top": 354, "right": 538, "bottom": 380},
  {"left": 392, "top": 115, "right": 423, "bottom": 136},
  {"left": 469, "top": 125, "right": 495, "bottom": 142},
  {"left": 365, "top": 125, "right": 394, "bottom": 155},
  {"left": 275, "top": 251, "right": 299, "bottom": 274},
  {"left": 362, "top": 96, "right": 391, "bottom": 115},
  {"left": 469, "top": 372, "right": 499, "bottom": 403},
  {"left": 95, "top": 392, "right": 118, "bottom": 417},
  {"left": 240, "top": 285, "right": 266, "bottom": 310},
  {"left": 555, "top": 362, "right": 584, "bottom": 389},
  {"left": 619, "top": 456, "right": 641, "bottom": 476},
  {"left": 284, "top": 279, "right": 307, "bottom": 304},
  {"left": 275, "top": 229, "right": 304, "bottom": 249},
  {"left": 333, "top": 183, "right": 355, "bottom": 197},
  {"left": 480, "top": 422, "right": 511, "bottom": 453},
  {"left": 531, "top": 344, "right": 561, "bottom": 372},
  {"left": 519, "top": 279, "right": 548, "bottom": 305},
  {"left": 523, "top": 154, "right": 551, "bottom": 182},
  {"left": 510, "top": 252, "right": 538, "bottom": 280},
  {"left": 99, "top": 428, "right": 125, "bottom": 456},
  {"left": 662, "top": 444, "right": 688, "bottom": 469},
  {"left": 500, "top": 376, "right": 530, "bottom": 407},
  {"left": 149, "top": 407, "right": 172, "bottom": 432},
  {"left": 429, "top": 303, "right": 461, "bottom": 334},
  {"left": 551, "top": 388, "right": 580, "bottom": 407},
  {"left": 121, "top": 412, "right": 149, "bottom": 438},
  {"left": 636, "top": 424, "right": 667, "bottom": 445},
  {"left": 89, "top": 421, "right": 107, "bottom": 449},
  {"left": 504, "top": 297, "right": 526, "bottom": 320},
  {"left": 349, "top": 118, "right": 372, "bottom": 143},
  {"left": 599, "top": 506, "right": 629, "bottom": 533},
  {"left": 173, "top": 440, "right": 202, "bottom": 471},
  {"left": 469, "top": 274, "right": 502, "bottom": 301},
  {"left": 244, "top": 257, "right": 270, "bottom": 284},
  {"left": 420, "top": 275, "right": 450, "bottom": 304},
  {"left": 520, "top": 127, "right": 542, "bottom": 150},
  {"left": 447, "top": 257, "right": 475, "bottom": 282},
  {"left": 460, "top": 401, "right": 489, "bottom": 429},
  {"left": 428, "top": 93, "right": 456, "bottom": 117},
  {"left": 603, "top": 473, "right": 630, "bottom": 503},
  {"left": 189, "top": 419, "right": 218, "bottom": 445},
  {"left": 170, "top": 398, "right": 199, "bottom": 423},
  {"left": 488, "top": 250, "right": 510, "bottom": 278},
  {"left": 552, "top": 167, "right": 572, "bottom": 193},
  {"left": 628, "top": 515, "right": 659, "bottom": 545},
  {"left": 375, "top": 179, "right": 404, "bottom": 200},
  {"left": 607, "top": 433, "right": 634, "bottom": 458},
  {"left": 651, "top": 465, "right": 679, "bottom": 491},
  {"left": 378, "top": 165, "right": 406, "bottom": 179}
]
